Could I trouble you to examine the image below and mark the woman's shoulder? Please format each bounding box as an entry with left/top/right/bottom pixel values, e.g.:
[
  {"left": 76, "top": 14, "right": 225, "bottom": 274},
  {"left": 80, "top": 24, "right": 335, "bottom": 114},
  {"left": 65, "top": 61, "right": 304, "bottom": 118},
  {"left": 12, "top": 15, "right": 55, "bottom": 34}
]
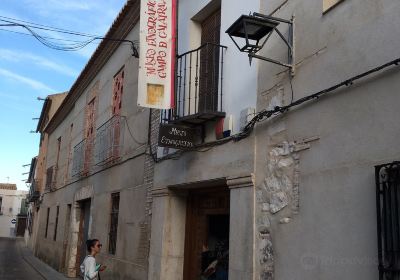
[{"left": 84, "top": 255, "right": 96, "bottom": 264}]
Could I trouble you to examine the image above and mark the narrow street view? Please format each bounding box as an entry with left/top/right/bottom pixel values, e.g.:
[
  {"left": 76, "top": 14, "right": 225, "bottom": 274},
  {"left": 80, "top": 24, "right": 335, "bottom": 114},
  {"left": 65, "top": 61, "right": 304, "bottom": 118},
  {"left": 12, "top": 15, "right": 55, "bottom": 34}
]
[{"left": 1, "top": 0, "right": 400, "bottom": 279}]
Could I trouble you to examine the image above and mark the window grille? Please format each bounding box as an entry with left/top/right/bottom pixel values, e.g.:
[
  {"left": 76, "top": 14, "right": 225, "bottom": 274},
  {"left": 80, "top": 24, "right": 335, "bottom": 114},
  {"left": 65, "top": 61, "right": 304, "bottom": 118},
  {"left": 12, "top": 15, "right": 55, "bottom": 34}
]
[
  {"left": 45, "top": 166, "right": 55, "bottom": 191},
  {"left": 108, "top": 193, "right": 120, "bottom": 255},
  {"left": 95, "top": 115, "right": 125, "bottom": 165},
  {"left": 376, "top": 162, "right": 400, "bottom": 279},
  {"left": 72, "top": 139, "right": 93, "bottom": 177}
]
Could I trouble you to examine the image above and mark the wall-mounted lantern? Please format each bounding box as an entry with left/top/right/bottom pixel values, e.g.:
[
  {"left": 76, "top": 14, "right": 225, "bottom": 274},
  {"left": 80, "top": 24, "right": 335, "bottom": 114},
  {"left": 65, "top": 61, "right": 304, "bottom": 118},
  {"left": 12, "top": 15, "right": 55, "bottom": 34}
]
[{"left": 226, "top": 12, "right": 295, "bottom": 74}]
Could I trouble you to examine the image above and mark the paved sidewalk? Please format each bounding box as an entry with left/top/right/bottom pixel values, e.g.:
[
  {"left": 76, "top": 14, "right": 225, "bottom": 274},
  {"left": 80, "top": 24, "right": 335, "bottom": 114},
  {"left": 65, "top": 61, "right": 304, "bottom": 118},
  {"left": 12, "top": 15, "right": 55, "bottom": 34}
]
[{"left": 17, "top": 238, "right": 79, "bottom": 280}]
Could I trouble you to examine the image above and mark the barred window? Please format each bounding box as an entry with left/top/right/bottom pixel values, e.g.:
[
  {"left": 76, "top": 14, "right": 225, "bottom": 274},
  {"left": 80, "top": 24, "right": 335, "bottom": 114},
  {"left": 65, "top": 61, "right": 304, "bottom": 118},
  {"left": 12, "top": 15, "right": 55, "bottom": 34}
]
[
  {"left": 108, "top": 193, "right": 120, "bottom": 255},
  {"left": 45, "top": 166, "right": 54, "bottom": 191},
  {"left": 376, "top": 162, "right": 400, "bottom": 279}
]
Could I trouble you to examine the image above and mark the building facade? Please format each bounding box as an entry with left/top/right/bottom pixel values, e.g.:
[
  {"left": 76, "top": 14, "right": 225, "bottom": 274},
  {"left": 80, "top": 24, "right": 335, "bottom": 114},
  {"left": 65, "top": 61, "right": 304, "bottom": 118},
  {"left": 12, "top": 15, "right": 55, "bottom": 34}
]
[
  {"left": 149, "top": 0, "right": 400, "bottom": 280},
  {"left": 30, "top": 0, "right": 400, "bottom": 279},
  {"left": 33, "top": 1, "right": 153, "bottom": 279},
  {"left": 0, "top": 184, "right": 28, "bottom": 238},
  {"left": 252, "top": 0, "right": 400, "bottom": 279},
  {"left": 25, "top": 92, "right": 67, "bottom": 252}
]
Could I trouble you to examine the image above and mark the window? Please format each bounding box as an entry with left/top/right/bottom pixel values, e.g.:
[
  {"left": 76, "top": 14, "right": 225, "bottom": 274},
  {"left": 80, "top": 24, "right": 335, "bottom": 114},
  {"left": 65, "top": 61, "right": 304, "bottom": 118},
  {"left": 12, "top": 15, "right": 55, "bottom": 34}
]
[
  {"left": 65, "top": 123, "right": 73, "bottom": 183},
  {"left": 112, "top": 68, "right": 124, "bottom": 116},
  {"left": 108, "top": 193, "right": 120, "bottom": 254},
  {"left": 84, "top": 97, "right": 97, "bottom": 174},
  {"left": 45, "top": 207, "right": 50, "bottom": 238},
  {"left": 323, "top": 0, "right": 345, "bottom": 13},
  {"left": 54, "top": 206, "right": 59, "bottom": 241},
  {"left": 376, "top": 162, "right": 400, "bottom": 279},
  {"left": 45, "top": 166, "right": 54, "bottom": 191},
  {"left": 0, "top": 197, "right": 2, "bottom": 214},
  {"left": 56, "top": 137, "right": 62, "bottom": 168}
]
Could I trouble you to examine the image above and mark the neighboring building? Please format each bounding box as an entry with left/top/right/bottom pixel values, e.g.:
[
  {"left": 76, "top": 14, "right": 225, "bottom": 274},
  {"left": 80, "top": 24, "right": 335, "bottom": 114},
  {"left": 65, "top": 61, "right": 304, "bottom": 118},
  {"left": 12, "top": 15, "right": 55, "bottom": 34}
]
[
  {"left": 34, "top": 1, "right": 151, "bottom": 278},
  {"left": 25, "top": 92, "right": 67, "bottom": 252},
  {"left": 0, "top": 183, "right": 28, "bottom": 237}
]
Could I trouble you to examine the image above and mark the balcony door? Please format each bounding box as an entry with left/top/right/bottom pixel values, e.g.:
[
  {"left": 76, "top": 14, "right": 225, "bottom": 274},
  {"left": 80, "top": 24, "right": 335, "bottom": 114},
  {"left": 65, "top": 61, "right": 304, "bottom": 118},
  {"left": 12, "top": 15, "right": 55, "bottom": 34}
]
[{"left": 199, "top": 8, "right": 221, "bottom": 113}]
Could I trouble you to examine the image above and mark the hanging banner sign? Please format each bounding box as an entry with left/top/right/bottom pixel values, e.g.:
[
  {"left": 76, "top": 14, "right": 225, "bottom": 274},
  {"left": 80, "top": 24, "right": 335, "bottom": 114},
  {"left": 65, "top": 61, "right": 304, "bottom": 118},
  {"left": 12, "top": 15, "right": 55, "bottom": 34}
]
[{"left": 138, "top": 0, "right": 176, "bottom": 109}]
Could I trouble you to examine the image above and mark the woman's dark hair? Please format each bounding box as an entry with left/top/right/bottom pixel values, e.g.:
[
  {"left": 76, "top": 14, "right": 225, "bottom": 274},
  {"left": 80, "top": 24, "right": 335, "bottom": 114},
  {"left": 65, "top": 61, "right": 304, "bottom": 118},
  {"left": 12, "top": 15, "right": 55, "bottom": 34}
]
[{"left": 86, "top": 239, "right": 99, "bottom": 252}]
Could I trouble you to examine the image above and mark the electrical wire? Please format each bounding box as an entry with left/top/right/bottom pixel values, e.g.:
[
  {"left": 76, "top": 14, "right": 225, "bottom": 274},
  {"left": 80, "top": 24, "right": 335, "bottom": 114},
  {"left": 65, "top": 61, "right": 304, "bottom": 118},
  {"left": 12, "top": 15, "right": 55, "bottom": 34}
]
[
  {"left": 0, "top": 18, "right": 139, "bottom": 56},
  {"left": 0, "top": 27, "right": 102, "bottom": 44},
  {"left": 0, "top": 16, "right": 101, "bottom": 38},
  {"left": 0, "top": 22, "right": 99, "bottom": 51},
  {"left": 121, "top": 116, "right": 148, "bottom": 145}
]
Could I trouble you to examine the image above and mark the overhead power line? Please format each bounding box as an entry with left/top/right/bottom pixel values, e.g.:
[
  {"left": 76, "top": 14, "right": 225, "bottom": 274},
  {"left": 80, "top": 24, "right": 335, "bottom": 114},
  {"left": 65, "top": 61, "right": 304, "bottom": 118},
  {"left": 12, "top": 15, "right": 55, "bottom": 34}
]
[
  {"left": 0, "top": 15, "right": 102, "bottom": 38},
  {"left": 0, "top": 27, "right": 102, "bottom": 44},
  {"left": 0, "top": 18, "right": 139, "bottom": 57}
]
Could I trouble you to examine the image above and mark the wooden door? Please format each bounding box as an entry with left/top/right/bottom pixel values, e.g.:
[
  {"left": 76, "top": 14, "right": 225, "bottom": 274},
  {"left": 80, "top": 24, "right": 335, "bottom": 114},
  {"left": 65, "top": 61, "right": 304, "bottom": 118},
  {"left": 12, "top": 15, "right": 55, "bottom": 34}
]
[
  {"left": 183, "top": 188, "right": 229, "bottom": 280},
  {"left": 60, "top": 204, "right": 71, "bottom": 273},
  {"left": 75, "top": 200, "right": 91, "bottom": 276},
  {"left": 199, "top": 9, "right": 221, "bottom": 112}
]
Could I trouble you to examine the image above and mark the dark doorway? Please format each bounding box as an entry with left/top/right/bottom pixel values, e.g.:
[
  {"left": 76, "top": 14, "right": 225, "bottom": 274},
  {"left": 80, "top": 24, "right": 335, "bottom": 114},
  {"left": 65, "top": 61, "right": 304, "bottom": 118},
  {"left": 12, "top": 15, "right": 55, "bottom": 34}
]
[
  {"left": 75, "top": 200, "right": 91, "bottom": 275},
  {"left": 61, "top": 204, "right": 71, "bottom": 273},
  {"left": 199, "top": 8, "right": 221, "bottom": 113},
  {"left": 183, "top": 188, "right": 229, "bottom": 280}
]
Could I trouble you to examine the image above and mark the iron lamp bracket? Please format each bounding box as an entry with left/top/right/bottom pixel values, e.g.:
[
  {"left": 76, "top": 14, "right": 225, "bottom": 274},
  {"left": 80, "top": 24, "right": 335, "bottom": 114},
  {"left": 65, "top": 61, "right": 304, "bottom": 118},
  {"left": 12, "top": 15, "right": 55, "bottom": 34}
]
[{"left": 226, "top": 12, "right": 295, "bottom": 75}]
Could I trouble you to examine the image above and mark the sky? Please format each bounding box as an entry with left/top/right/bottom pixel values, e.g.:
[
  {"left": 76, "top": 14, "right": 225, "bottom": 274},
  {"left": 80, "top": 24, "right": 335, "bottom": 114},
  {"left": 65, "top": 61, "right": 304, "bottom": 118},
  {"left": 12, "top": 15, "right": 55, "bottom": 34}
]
[{"left": 0, "top": 0, "right": 127, "bottom": 190}]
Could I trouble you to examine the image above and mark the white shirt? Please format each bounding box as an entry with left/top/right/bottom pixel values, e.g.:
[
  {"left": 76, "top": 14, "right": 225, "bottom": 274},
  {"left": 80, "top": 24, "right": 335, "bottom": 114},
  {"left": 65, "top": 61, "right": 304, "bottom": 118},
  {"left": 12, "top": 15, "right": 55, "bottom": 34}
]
[{"left": 80, "top": 255, "right": 99, "bottom": 280}]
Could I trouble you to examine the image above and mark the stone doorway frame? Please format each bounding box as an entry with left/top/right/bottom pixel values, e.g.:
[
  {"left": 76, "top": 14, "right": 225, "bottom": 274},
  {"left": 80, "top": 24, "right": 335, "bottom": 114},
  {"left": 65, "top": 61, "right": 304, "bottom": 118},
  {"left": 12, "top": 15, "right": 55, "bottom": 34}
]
[
  {"left": 147, "top": 174, "right": 255, "bottom": 280},
  {"left": 66, "top": 185, "right": 94, "bottom": 278}
]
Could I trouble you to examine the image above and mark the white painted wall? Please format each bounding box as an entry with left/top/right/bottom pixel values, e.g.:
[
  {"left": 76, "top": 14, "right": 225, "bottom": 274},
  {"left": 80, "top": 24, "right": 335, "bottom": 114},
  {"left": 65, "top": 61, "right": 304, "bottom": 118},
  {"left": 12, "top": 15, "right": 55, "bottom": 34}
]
[
  {"left": 0, "top": 189, "right": 27, "bottom": 237},
  {"left": 177, "top": 0, "right": 261, "bottom": 133},
  {"left": 254, "top": 0, "right": 400, "bottom": 279}
]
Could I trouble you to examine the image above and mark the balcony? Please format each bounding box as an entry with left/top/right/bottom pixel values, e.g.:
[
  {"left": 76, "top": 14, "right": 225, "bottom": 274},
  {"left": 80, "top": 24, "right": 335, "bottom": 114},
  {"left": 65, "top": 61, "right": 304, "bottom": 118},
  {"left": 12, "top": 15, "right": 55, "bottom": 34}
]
[
  {"left": 162, "top": 43, "right": 227, "bottom": 125},
  {"left": 45, "top": 166, "right": 55, "bottom": 191},
  {"left": 72, "top": 138, "right": 93, "bottom": 177},
  {"left": 27, "top": 180, "right": 40, "bottom": 202},
  {"left": 95, "top": 115, "right": 125, "bottom": 166}
]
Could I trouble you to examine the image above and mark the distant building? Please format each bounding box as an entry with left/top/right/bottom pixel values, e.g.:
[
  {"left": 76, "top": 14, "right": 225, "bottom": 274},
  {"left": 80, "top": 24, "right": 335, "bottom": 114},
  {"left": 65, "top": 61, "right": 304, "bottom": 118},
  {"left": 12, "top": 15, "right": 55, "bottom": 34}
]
[{"left": 0, "top": 183, "right": 28, "bottom": 237}]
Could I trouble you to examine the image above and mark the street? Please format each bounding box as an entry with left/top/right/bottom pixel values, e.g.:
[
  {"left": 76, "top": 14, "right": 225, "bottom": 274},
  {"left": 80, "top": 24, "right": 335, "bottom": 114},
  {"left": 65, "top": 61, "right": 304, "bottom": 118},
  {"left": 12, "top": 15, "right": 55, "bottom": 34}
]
[{"left": 0, "top": 237, "right": 44, "bottom": 280}]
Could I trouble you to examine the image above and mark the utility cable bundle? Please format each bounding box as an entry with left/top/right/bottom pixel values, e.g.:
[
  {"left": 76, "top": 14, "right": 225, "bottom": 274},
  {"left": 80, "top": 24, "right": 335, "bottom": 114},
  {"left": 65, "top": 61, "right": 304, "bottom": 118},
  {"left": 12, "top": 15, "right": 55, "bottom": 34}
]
[{"left": 0, "top": 16, "right": 139, "bottom": 56}]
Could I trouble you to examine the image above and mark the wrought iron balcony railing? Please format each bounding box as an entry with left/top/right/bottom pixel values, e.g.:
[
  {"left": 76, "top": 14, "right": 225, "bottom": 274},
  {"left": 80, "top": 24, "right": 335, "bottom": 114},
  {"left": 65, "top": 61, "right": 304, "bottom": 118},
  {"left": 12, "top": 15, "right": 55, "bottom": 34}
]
[
  {"left": 27, "top": 180, "right": 40, "bottom": 202},
  {"left": 72, "top": 138, "right": 93, "bottom": 177},
  {"left": 45, "top": 166, "right": 55, "bottom": 191},
  {"left": 162, "top": 43, "right": 227, "bottom": 125},
  {"left": 95, "top": 115, "right": 125, "bottom": 165}
]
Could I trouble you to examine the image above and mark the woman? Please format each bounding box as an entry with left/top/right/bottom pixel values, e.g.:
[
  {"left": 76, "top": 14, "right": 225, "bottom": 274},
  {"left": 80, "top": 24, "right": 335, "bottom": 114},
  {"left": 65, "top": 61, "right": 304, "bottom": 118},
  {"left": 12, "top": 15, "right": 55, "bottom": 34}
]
[{"left": 80, "top": 239, "right": 106, "bottom": 280}]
